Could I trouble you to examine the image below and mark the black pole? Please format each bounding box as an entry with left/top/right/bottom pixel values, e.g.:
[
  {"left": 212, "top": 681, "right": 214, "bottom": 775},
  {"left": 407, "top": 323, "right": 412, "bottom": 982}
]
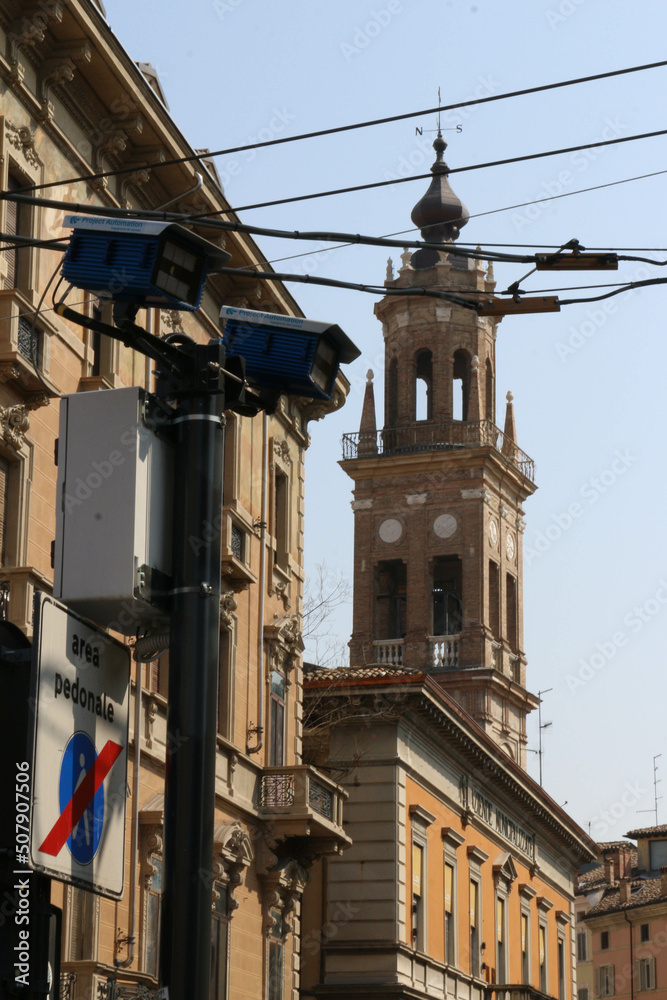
[{"left": 160, "top": 366, "right": 225, "bottom": 999}]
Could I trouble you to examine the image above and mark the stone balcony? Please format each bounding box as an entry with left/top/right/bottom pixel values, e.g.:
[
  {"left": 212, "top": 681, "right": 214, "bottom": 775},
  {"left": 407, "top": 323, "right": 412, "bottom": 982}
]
[
  {"left": 342, "top": 419, "right": 535, "bottom": 482},
  {"left": 487, "top": 985, "right": 557, "bottom": 1000},
  {"left": 259, "top": 765, "right": 351, "bottom": 855},
  {"left": 372, "top": 636, "right": 461, "bottom": 669}
]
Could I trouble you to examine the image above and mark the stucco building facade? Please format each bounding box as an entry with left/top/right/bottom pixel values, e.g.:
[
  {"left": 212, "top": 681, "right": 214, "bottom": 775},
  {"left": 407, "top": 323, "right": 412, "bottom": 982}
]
[
  {"left": 576, "top": 830, "right": 667, "bottom": 1000},
  {"left": 0, "top": 2, "right": 349, "bottom": 997}
]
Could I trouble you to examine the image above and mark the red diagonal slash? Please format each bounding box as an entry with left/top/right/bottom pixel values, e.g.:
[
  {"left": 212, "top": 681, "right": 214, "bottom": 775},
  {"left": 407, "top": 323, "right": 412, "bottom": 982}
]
[{"left": 38, "top": 740, "right": 123, "bottom": 857}]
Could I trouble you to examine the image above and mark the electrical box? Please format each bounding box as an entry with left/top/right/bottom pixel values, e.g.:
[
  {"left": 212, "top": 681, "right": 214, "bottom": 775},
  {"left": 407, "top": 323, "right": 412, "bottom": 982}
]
[{"left": 53, "top": 387, "right": 173, "bottom": 634}]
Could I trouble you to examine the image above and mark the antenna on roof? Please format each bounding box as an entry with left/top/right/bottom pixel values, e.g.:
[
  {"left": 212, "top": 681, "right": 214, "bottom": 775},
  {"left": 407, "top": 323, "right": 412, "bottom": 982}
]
[
  {"left": 636, "top": 754, "right": 662, "bottom": 826},
  {"left": 526, "top": 687, "right": 553, "bottom": 786}
]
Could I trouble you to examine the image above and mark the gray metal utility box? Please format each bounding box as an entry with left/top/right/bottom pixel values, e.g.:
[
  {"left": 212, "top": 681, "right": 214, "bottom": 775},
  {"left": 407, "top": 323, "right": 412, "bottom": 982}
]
[{"left": 53, "top": 387, "right": 173, "bottom": 634}]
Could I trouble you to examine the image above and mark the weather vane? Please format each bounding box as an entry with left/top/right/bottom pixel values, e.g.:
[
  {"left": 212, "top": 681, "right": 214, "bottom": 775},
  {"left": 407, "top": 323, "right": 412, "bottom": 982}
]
[{"left": 415, "top": 87, "right": 462, "bottom": 136}]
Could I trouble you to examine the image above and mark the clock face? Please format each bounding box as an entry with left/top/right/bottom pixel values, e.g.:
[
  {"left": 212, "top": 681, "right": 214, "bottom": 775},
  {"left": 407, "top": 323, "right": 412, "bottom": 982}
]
[
  {"left": 489, "top": 519, "right": 498, "bottom": 547},
  {"left": 433, "top": 514, "right": 457, "bottom": 539},
  {"left": 378, "top": 518, "right": 402, "bottom": 543},
  {"left": 506, "top": 532, "right": 515, "bottom": 561}
]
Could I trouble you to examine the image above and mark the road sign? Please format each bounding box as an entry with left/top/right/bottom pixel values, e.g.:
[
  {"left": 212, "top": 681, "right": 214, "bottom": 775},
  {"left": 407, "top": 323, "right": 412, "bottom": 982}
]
[{"left": 30, "top": 594, "right": 130, "bottom": 898}]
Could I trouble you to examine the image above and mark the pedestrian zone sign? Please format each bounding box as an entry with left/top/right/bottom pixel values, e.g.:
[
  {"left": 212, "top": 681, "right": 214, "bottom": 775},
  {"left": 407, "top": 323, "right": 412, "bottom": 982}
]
[{"left": 30, "top": 594, "right": 130, "bottom": 898}]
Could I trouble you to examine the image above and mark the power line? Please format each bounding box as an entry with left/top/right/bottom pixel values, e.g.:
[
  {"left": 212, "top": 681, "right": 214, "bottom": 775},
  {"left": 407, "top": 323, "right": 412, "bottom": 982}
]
[
  {"left": 10, "top": 57, "right": 667, "bottom": 197},
  {"left": 559, "top": 276, "right": 667, "bottom": 305},
  {"left": 216, "top": 266, "right": 482, "bottom": 310},
  {"left": 2, "top": 192, "right": 533, "bottom": 263},
  {"left": 256, "top": 168, "right": 667, "bottom": 270},
  {"left": 200, "top": 127, "right": 667, "bottom": 218}
]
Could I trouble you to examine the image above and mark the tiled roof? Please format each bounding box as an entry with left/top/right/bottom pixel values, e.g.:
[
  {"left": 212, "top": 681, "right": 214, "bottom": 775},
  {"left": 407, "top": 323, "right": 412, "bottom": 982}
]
[
  {"left": 625, "top": 824, "right": 667, "bottom": 838},
  {"left": 303, "top": 664, "right": 421, "bottom": 681},
  {"left": 585, "top": 876, "right": 667, "bottom": 918},
  {"left": 576, "top": 847, "right": 639, "bottom": 894}
]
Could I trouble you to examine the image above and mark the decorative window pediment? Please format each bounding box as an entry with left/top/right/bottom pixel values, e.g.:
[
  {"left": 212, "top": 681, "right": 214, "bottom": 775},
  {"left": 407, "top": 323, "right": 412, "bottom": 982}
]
[{"left": 493, "top": 852, "right": 518, "bottom": 892}]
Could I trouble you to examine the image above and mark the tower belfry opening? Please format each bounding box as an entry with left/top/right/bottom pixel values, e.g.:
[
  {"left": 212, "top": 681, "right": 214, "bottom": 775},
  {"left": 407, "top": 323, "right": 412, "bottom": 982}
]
[
  {"left": 341, "top": 132, "right": 539, "bottom": 766},
  {"left": 432, "top": 557, "right": 462, "bottom": 637}
]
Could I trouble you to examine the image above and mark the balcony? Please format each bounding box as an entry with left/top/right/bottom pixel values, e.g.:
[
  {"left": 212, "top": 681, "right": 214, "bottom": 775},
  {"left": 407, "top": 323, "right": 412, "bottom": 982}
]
[
  {"left": 342, "top": 419, "right": 535, "bottom": 482},
  {"left": 487, "top": 986, "right": 556, "bottom": 1000},
  {"left": 372, "top": 636, "right": 460, "bottom": 669},
  {"left": 373, "top": 638, "right": 404, "bottom": 666},
  {"left": 259, "top": 765, "right": 351, "bottom": 854},
  {"left": 429, "top": 634, "right": 460, "bottom": 668}
]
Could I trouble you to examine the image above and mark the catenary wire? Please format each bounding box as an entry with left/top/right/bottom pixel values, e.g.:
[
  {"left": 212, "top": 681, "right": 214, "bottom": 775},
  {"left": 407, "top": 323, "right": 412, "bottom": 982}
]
[
  {"left": 187, "top": 127, "right": 667, "bottom": 218},
  {"left": 234, "top": 161, "right": 667, "bottom": 270},
  {"left": 9, "top": 58, "right": 667, "bottom": 196},
  {"left": 8, "top": 121, "right": 667, "bottom": 247}
]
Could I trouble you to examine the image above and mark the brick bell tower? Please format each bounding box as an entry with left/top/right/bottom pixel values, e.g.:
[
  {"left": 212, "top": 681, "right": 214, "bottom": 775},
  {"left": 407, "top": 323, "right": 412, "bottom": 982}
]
[{"left": 341, "top": 132, "right": 539, "bottom": 766}]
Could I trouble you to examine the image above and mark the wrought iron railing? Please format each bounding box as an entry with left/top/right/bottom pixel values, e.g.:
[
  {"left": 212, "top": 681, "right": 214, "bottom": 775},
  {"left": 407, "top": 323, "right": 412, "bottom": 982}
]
[
  {"left": 98, "top": 979, "right": 164, "bottom": 1000},
  {"left": 309, "top": 779, "right": 333, "bottom": 820},
  {"left": 60, "top": 973, "right": 77, "bottom": 1000},
  {"left": 260, "top": 766, "right": 343, "bottom": 828},
  {"left": 342, "top": 420, "right": 535, "bottom": 482}
]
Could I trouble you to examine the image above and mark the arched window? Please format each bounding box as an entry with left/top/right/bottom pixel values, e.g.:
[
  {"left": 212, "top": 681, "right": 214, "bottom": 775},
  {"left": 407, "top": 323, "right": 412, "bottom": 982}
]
[
  {"left": 432, "top": 557, "right": 462, "bottom": 636},
  {"left": 414, "top": 350, "right": 433, "bottom": 421},
  {"left": 485, "top": 358, "right": 494, "bottom": 422},
  {"left": 453, "top": 350, "right": 470, "bottom": 421},
  {"left": 386, "top": 356, "right": 398, "bottom": 428}
]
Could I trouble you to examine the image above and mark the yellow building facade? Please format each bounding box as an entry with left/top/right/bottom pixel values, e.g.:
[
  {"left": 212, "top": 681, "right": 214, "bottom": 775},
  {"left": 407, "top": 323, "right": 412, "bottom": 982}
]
[{"left": 0, "top": 2, "right": 349, "bottom": 997}]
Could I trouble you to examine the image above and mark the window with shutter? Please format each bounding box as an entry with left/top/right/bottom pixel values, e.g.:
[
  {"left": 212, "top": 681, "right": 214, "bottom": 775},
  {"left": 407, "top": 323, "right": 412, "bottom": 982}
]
[
  {"left": 5, "top": 175, "right": 20, "bottom": 289},
  {"left": 444, "top": 862, "right": 455, "bottom": 965},
  {"left": 0, "top": 457, "right": 8, "bottom": 565},
  {"left": 597, "top": 964, "right": 614, "bottom": 997},
  {"left": 637, "top": 956, "right": 656, "bottom": 991},
  {"left": 68, "top": 887, "right": 95, "bottom": 961}
]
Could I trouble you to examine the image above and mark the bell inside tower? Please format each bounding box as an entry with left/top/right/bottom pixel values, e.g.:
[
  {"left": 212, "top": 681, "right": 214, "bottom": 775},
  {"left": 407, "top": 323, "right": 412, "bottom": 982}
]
[{"left": 432, "top": 557, "right": 462, "bottom": 637}]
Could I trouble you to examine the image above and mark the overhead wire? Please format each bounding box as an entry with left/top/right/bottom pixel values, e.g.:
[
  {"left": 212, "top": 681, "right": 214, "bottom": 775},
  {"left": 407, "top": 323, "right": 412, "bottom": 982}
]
[{"left": 8, "top": 57, "right": 667, "bottom": 196}]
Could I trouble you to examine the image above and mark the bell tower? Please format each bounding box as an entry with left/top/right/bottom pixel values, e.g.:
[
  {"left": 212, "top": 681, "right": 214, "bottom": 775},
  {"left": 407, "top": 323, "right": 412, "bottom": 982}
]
[{"left": 341, "top": 133, "right": 539, "bottom": 766}]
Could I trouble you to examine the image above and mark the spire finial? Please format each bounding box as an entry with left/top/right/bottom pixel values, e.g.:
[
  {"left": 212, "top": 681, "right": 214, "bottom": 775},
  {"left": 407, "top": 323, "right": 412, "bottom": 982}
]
[{"left": 437, "top": 86, "right": 441, "bottom": 134}]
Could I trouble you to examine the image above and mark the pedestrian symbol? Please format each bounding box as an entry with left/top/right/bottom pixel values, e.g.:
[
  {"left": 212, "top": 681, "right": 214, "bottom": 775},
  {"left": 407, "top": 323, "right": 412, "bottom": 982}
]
[{"left": 60, "top": 733, "right": 104, "bottom": 863}]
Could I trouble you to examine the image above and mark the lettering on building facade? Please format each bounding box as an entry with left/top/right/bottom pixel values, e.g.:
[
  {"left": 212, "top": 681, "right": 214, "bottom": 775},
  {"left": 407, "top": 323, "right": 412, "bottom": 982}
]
[{"left": 459, "top": 777, "right": 536, "bottom": 861}]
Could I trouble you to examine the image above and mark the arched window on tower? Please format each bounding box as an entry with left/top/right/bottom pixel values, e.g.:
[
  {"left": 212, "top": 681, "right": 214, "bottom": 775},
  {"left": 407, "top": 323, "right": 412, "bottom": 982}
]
[
  {"left": 414, "top": 350, "right": 433, "bottom": 421},
  {"left": 432, "top": 557, "right": 462, "bottom": 636},
  {"left": 386, "top": 356, "right": 398, "bottom": 429},
  {"left": 485, "top": 358, "right": 494, "bottom": 422},
  {"left": 453, "top": 350, "right": 471, "bottom": 421},
  {"left": 374, "top": 560, "right": 407, "bottom": 640}
]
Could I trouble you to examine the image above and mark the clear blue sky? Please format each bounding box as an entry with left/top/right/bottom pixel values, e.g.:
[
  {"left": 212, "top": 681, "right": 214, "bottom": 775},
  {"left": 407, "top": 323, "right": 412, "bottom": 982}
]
[{"left": 106, "top": 0, "right": 667, "bottom": 841}]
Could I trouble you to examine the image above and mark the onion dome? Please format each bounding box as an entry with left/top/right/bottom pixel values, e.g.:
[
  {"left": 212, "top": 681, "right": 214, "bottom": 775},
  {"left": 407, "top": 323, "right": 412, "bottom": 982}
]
[{"left": 410, "top": 132, "right": 469, "bottom": 269}]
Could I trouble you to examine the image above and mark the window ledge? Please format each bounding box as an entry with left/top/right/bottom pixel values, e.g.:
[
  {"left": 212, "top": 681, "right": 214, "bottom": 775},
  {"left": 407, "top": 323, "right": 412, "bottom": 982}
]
[{"left": 221, "top": 552, "right": 257, "bottom": 587}]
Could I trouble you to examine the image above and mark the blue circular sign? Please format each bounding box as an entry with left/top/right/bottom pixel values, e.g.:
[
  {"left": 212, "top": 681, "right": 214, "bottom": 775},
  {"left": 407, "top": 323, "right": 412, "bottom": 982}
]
[{"left": 58, "top": 732, "right": 104, "bottom": 864}]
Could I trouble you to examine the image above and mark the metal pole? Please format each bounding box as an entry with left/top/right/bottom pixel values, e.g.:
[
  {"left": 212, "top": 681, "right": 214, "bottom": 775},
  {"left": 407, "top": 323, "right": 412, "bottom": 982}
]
[{"left": 160, "top": 378, "right": 224, "bottom": 999}]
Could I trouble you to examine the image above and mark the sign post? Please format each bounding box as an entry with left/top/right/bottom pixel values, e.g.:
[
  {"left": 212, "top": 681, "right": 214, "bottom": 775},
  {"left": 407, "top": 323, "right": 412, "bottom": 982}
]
[{"left": 29, "top": 594, "right": 130, "bottom": 898}]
